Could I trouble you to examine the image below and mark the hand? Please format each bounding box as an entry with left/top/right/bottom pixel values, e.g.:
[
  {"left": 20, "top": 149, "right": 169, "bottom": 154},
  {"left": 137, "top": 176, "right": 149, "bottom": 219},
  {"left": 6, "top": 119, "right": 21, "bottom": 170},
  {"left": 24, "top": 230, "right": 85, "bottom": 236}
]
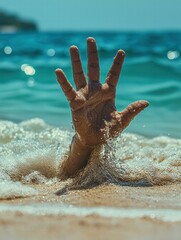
[{"left": 56, "top": 37, "right": 149, "bottom": 146}]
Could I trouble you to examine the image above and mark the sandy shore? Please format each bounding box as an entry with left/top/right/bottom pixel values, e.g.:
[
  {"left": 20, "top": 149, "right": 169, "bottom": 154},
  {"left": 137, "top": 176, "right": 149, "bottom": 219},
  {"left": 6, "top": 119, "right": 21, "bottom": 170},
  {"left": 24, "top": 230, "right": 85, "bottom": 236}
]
[
  {"left": 1, "top": 212, "right": 180, "bottom": 240},
  {"left": 0, "top": 183, "right": 181, "bottom": 240}
]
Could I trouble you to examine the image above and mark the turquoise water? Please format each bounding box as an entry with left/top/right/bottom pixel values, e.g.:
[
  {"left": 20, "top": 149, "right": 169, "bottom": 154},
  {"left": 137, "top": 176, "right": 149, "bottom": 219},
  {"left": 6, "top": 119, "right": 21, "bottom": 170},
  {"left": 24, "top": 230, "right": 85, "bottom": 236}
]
[{"left": 0, "top": 32, "right": 181, "bottom": 138}]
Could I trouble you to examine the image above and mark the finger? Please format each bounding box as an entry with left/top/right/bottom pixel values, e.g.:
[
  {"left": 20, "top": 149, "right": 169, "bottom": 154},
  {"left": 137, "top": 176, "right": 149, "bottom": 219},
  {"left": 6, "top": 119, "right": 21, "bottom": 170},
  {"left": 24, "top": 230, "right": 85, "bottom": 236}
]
[
  {"left": 108, "top": 100, "right": 149, "bottom": 138},
  {"left": 87, "top": 37, "right": 100, "bottom": 81},
  {"left": 106, "top": 50, "right": 125, "bottom": 87},
  {"left": 56, "top": 69, "right": 76, "bottom": 101},
  {"left": 70, "top": 46, "right": 86, "bottom": 90},
  {"left": 119, "top": 100, "right": 149, "bottom": 130}
]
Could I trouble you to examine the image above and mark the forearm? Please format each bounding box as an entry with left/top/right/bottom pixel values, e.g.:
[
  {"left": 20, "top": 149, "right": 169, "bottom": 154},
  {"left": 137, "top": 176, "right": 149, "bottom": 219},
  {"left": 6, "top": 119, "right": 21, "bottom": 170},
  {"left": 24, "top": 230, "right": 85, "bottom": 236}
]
[{"left": 61, "top": 134, "right": 94, "bottom": 178}]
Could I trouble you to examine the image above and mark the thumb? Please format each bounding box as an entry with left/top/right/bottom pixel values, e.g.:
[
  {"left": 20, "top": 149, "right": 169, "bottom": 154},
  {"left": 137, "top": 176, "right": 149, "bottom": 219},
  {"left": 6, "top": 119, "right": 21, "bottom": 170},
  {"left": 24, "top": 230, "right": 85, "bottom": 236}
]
[{"left": 119, "top": 100, "right": 149, "bottom": 130}]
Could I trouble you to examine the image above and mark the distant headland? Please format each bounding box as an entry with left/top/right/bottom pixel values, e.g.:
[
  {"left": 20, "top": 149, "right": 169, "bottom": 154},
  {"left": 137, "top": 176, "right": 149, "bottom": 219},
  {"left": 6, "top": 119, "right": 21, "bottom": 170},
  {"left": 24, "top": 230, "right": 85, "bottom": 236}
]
[{"left": 0, "top": 9, "right": 38, "bottom": 33}]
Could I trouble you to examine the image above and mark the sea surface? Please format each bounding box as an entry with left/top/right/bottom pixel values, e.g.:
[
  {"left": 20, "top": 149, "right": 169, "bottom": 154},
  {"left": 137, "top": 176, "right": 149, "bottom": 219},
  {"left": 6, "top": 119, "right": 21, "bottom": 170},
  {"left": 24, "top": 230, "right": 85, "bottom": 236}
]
[
  {"left": 0, "top": 31, "right": 181, "bottom": 137},
  {"left": 0, "top": 32, "right": 181, "bottom": 214}
]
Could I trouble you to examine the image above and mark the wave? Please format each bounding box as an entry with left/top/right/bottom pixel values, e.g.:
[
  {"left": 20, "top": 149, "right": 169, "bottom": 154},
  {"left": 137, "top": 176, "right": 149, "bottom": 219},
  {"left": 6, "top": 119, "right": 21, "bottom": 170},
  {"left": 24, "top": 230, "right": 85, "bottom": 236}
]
[
  {"left": 0, "top": 204, "right": 181, "bottom": 222},
  {"left": 0, "top": 118, "right": 180, "bottom": 200}
]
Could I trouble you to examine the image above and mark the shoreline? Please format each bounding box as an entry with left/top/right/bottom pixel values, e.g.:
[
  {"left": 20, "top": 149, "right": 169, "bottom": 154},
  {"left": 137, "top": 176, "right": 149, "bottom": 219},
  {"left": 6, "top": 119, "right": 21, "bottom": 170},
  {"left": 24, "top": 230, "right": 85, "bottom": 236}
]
[
  {"left": 1, "top": 204, "right": 181, "bottom": 222},
  {"left": 0, "top": 184, "right": 181, "bottom": 240}
]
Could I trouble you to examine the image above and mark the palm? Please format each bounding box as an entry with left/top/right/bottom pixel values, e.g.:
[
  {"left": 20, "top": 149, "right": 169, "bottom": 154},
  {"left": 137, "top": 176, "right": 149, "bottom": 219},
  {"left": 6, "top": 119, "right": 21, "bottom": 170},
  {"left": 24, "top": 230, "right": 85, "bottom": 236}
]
[
  {"left": 71, "top": 84, "right": 116, "bottom": 145},
  {"left": 56, "top": 38, "right": 149, "bottom": 146}
]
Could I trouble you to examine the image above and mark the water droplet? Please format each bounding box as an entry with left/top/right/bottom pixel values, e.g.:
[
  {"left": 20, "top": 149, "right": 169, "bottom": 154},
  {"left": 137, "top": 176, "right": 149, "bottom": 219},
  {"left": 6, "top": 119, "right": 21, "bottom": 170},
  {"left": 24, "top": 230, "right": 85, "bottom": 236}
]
[
  {"left": 4, "top": 46, "right": 12, "bottom": 55},
  {"left": 47, "top": 48, "right": 55, "bottom": 57},
  {"left": 167, "top": 50, "right": 179, "bottom": 60},
  {"left": 27, "top": 77, "right": 35, "bottom": 87},
  {"left": 21, "top": 64, "right": 36, "bottom": 76},
  {"left": 21, "top": 64, "right": 28, "bottom": 71}
]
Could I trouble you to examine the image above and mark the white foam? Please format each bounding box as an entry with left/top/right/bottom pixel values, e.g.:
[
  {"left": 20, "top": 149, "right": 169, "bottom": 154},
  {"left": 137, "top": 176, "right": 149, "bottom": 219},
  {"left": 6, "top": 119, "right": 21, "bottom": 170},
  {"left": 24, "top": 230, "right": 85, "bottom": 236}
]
[
  {"left": 71, "top": 133, "right": 181, "bottom": 188},
  {"left": 0, "top": 203, "right": 181, "bottom": 222},
  {"left": 0, "top": 181, "right": 37, "bottom": 199},
  {"left": 0, "top": 118, "right": 71, "bottom": 199},
  {"left": 113, "top": 134, "right": 181, "bottom": 184},
  {"left": 0, "top": 118, "right": 181, "bottom": 198}
]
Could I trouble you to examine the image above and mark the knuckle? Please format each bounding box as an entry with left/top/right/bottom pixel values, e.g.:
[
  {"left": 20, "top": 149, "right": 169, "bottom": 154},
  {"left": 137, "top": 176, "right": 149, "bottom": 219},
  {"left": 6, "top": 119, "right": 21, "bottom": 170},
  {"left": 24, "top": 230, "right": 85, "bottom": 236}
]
[{"left": 89, "top": 63, "right": 99, "bottom": 69}]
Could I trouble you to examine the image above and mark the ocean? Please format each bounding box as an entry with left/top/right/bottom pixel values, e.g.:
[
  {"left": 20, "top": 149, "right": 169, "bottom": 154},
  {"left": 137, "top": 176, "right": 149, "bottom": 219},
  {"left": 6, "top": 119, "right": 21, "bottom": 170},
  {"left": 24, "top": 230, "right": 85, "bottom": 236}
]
[
  {"left": 0, "top": 32, "right": 181, "bottom": 137},
  {"left": 0, "top": 32, "right": 181, "bottom": 223}
]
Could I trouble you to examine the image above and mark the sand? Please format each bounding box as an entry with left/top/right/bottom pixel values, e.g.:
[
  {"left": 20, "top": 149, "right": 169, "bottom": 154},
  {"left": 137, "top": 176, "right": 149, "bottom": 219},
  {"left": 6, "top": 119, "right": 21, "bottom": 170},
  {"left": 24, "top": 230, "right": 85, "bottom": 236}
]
[
  {"left": 0, "top": 183, "right": 181, "bottom": 240},
  {"left": 1, "top": 212, "right": 180, "bottom": 240}
]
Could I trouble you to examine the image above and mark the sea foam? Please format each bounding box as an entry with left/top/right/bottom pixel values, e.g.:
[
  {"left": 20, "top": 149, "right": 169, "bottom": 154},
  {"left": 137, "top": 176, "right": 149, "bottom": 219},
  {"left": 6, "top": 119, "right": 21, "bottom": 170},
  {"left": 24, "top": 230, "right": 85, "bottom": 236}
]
[
  {"left": 0, "top": 204, "right": 181, "bottom": 222},
  {"left": 0, "top": 118, "right": 181, "bottom": 199}
]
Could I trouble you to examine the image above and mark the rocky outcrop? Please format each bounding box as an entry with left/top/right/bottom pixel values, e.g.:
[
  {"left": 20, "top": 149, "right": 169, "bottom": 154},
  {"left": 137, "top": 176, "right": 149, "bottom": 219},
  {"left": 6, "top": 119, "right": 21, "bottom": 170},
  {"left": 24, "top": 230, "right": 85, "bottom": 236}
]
[{"left": 0, "top": 10, "right": 37, "bottom": 32}]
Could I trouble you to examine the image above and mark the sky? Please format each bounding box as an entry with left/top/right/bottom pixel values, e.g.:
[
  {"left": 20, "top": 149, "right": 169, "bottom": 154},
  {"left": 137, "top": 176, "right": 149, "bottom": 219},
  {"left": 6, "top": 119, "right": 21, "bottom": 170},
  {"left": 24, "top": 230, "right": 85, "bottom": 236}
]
[{"left": 0, "top": 0, "right": 181, "bottom": 31}]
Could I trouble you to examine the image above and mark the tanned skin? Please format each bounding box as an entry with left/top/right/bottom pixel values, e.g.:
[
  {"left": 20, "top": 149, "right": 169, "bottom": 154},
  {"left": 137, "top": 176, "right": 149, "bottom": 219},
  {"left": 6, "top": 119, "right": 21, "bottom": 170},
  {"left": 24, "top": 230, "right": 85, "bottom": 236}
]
[{"left": 56, "top": 37, "right": 149, "bottom": 178}]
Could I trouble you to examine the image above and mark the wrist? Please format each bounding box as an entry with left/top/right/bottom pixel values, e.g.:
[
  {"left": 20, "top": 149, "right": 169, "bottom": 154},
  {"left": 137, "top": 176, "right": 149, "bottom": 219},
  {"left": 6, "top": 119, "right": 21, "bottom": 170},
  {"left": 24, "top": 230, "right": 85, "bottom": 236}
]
[
  {"left": 60, "top": 133, "right": 94, "bottom": 178},
  {"left": 72, "top": 133, "right": 94, "bottom": 150}
]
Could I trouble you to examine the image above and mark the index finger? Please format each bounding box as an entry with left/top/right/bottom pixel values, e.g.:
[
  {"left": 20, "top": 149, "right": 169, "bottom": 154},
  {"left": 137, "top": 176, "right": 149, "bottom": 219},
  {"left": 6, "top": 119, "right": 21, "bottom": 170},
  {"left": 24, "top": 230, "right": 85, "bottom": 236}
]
[
  {"left": 106, "top": 50, "right": 125, "bottom": 87},
  {"left": 70, "top": 46, "right": 86, "bottom": 90}
]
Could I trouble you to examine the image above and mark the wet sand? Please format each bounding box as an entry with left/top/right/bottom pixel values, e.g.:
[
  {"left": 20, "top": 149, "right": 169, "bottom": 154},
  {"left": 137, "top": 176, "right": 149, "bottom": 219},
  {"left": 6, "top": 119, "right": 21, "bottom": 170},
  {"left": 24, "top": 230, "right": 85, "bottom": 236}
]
[
  {"left": 0, "top": 183, "right": 181, "bottom": 240},
  {"left": 1, "top": 212, "right": 180, "bottom": 240}
]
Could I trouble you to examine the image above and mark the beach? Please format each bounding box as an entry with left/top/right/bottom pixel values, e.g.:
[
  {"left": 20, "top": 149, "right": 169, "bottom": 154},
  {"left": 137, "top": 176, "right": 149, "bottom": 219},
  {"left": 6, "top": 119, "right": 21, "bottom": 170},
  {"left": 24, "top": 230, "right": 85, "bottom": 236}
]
[
  {"left": 0, "top": 32, "right": 181, "bottom": 239},
  {"left": 0, "top": 120, "right": 181, "bottom": 239},
  {"left": 0, "top": 183, "right": 181, "bottom": 240},
  {"left": 1, "top": 213, "right": 180, "bottom": 240}
]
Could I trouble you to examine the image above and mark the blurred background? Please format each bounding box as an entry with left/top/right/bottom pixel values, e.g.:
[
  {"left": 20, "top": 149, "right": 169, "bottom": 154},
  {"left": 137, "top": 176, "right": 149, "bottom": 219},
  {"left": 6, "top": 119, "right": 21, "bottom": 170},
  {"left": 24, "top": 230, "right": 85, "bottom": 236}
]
[{"left": 0, "top": 0, "right": 181, "bottom": 138}]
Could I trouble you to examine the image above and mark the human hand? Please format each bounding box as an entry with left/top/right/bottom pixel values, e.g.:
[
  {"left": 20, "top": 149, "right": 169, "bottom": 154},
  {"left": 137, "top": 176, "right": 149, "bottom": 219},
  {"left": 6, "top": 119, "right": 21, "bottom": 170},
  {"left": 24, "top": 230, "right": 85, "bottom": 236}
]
[{"left": 56, "top": 37, "right": 149, "bottom": 146}]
